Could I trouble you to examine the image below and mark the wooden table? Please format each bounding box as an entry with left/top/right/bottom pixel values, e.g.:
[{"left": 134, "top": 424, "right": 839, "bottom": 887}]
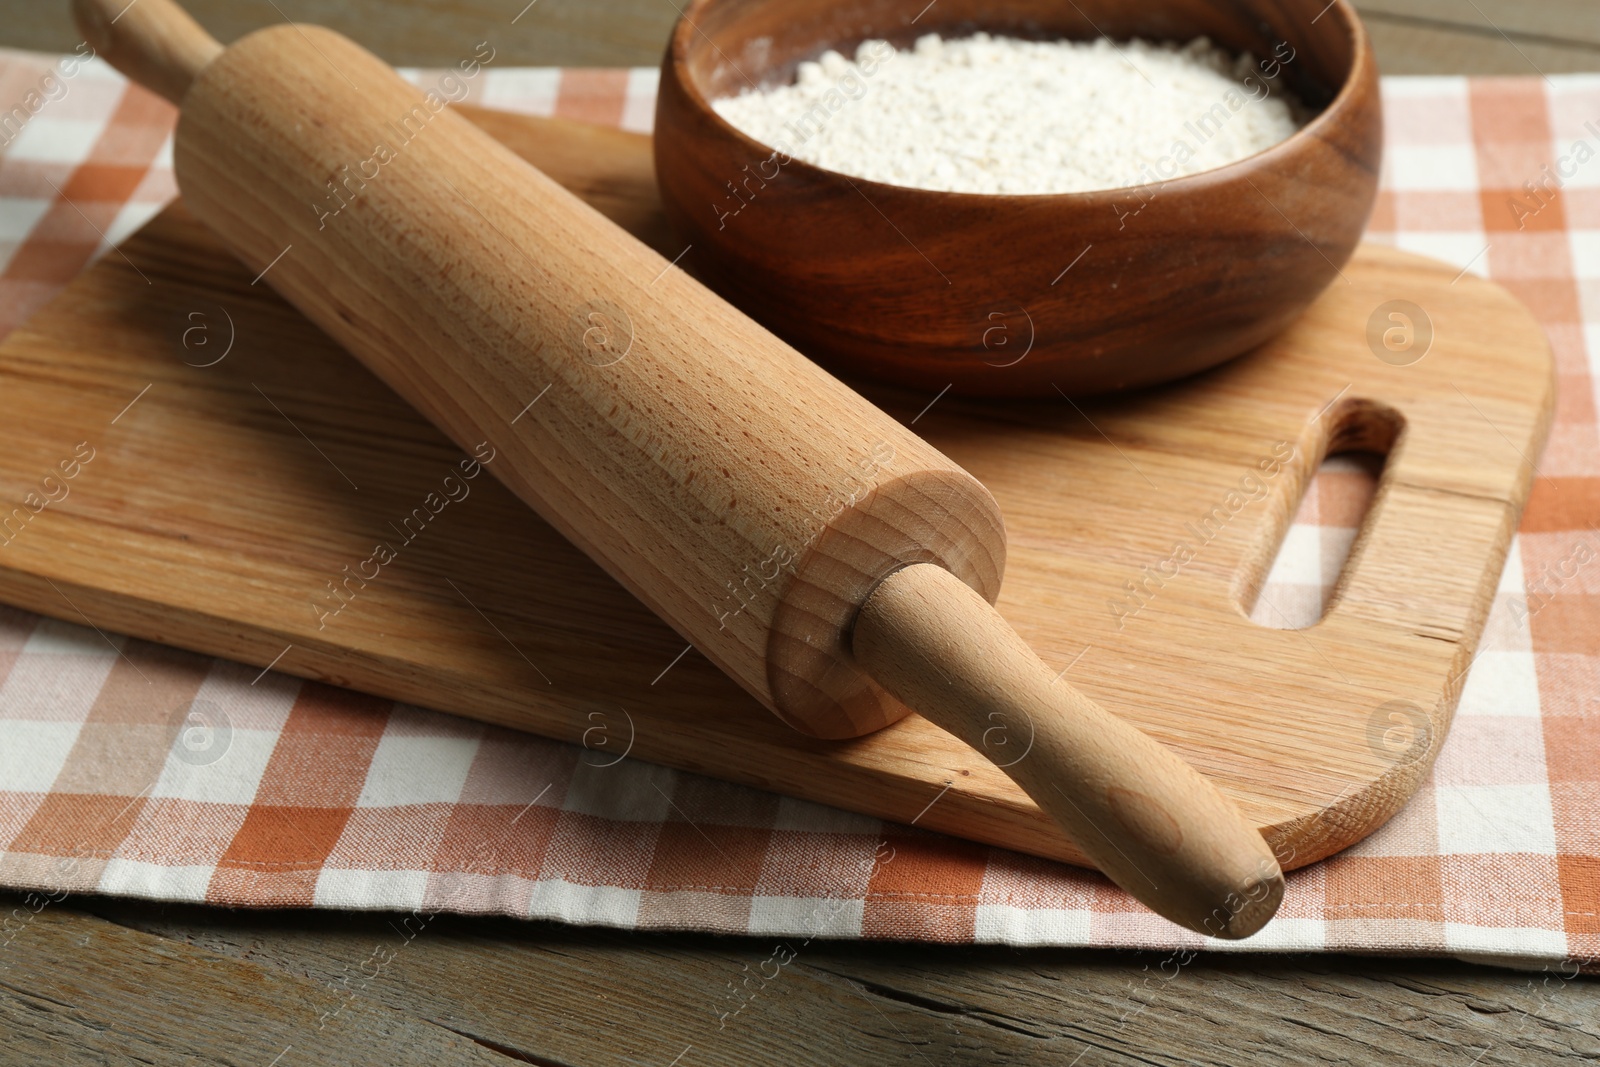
[
  {"left": 2, "top": 2, "right": 1597, "bottom": 1063},
  {"left": 7, "top": 0, "right": 1600, "bottom": 72}
]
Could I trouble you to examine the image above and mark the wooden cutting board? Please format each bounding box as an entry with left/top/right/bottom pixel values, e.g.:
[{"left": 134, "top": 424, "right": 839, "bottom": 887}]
[{"left": 0, "top": 106, "right": 1552, "bottom": 871}]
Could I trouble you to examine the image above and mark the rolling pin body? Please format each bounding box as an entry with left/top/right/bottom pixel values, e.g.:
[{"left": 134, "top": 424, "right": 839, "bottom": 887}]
[
  {"left": 174, "top": 25, "right": 1003, "bottom": 740},
  {"left": 76, "top": 0, "right": 1286, "bottom": 937}
]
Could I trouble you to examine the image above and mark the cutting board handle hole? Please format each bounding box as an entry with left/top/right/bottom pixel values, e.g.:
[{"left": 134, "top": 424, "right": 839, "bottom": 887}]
[{"left": 1235, "top": 397, "right": 1404, "bottom": 629}]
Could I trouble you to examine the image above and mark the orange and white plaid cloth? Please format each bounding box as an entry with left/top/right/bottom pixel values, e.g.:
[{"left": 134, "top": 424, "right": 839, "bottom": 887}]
[{"left": 0, "top": 49, "right": 1595, "bottom": 971}]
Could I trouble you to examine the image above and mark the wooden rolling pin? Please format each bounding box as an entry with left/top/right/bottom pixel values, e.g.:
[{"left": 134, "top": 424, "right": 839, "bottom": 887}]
[{"left": 75, "top": 0, "right": 1284, "bottom": 937}]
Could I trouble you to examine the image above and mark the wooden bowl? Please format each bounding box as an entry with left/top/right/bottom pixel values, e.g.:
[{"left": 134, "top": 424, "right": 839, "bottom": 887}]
[{"left": 654, "top": 0, "right": 1381, "bottom": 398}]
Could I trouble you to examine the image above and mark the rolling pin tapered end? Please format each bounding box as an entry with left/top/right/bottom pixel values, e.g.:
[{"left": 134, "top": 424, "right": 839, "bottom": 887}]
[
  {"left": 73, "top": 0, "right": 223, "bottom": 105},
  {"left": 853, "top": 563, "right": 1285, "bottom": 939},
  {"left": 1213, "top": 870, "right": 1285, "bottom": 940}
]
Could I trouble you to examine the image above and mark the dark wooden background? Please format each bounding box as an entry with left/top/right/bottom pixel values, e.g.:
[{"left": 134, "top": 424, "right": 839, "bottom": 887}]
[
  {"left": 7, "top": 0, "right": 1600, "bottom": 71},
  {"left": 1, "top": 1, "right": 1597, "bottom": 1063}
]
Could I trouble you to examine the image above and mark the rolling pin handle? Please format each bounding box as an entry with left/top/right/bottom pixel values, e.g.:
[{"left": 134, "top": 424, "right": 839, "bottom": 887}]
[
  {"left": 72, "top": 0, "right": 223, "bottom": 105},
  {"left": 853, "top": 563, "right": 1285, "bottom": 939}
]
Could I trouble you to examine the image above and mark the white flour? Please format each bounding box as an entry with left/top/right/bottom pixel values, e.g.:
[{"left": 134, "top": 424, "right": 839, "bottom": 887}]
[{"left": 712, "top": 33, "right": 1307, "bottom": 195}]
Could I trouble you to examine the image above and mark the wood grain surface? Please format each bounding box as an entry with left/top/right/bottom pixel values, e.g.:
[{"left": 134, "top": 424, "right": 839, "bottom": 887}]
[
  {"left": 3, "top": 893, "right": 1597, "bottom": 1065},
  {"left": 0, "top": 3, "right": 1591, "bottom": 1064},
  {"left": 0, "top": 104, "right": 1551, "bottom": 878},
  {"left": 6, "top": 1, "right": 1600, "bottom": 73}
]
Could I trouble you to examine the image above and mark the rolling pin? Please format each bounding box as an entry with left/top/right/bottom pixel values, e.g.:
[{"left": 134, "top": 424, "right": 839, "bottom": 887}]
[{"left": 75, "top": 0, "right": 1285, "bottom": 937}]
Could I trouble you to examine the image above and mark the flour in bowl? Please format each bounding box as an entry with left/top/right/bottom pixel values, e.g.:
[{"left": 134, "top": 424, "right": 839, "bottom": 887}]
[{"left": 711, "top": 33, "right": 1308, "bottom": 195}]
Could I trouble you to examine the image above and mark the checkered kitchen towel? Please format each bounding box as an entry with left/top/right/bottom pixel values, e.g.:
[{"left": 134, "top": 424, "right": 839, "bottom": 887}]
[{"left": 0, "top": 48, "right": 1596, "bottom": 972}]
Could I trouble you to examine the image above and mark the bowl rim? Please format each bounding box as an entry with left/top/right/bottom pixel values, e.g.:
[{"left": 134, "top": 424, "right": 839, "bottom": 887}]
[{"left": 663, "top": 0, "right": 1376, "bottom": 205}]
